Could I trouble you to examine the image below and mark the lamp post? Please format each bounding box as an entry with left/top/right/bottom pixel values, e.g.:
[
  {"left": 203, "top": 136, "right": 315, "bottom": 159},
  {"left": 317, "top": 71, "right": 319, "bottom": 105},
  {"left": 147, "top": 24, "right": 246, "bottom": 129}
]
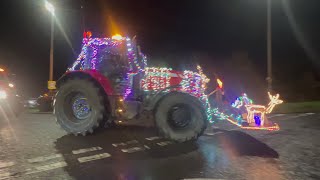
[
  {"left": 267, "top": 0, "right": 272, "bottom": 92},
  {"left": 45, "top": 1, "right": 55, "bottom": 83}
]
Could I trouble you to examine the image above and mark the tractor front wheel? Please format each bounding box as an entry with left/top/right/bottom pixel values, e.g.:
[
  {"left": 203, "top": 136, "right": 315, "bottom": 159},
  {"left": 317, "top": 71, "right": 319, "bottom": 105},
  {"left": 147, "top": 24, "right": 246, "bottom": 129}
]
[
  {"left": 155, "top": 93, "right": 207, "bottom": 142},
  {"left": 54, "top": 78, "right": 107, "bottom": 136}
]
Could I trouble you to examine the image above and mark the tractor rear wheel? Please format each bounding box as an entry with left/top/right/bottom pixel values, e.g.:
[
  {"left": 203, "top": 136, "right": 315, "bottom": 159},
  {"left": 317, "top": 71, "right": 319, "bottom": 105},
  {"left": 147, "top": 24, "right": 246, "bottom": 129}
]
[
  {"left": 54, "top": 78, "right": 107, "bottom": 136},
  {"left": 155, "top": 93, "right": 207, "bottom": 142}
]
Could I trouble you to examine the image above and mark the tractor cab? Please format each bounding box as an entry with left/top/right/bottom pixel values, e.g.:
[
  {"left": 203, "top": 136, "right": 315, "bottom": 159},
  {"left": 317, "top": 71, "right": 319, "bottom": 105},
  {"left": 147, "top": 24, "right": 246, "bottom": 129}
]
[{"left": 69, "top": 33, "right": 147, "bottom": 97}]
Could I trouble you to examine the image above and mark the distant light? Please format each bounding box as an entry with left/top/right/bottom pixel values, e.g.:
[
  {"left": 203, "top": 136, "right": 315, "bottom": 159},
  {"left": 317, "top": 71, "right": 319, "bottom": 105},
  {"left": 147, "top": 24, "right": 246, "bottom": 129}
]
[
  {"left": 217, "top": 78, "right": 223, "bottom": 89},
  {"left": 0, "top": 91, "right": 7, "bottom": 99},
  {"left": 83, "top": 31, "right": 92, "bottom": 38},
  {"left": 28, "top": 100, "right": 37, "bottom": 105},
  {"left": 45, "top": 1, "right": 55, "bottom": 15},
  {"left": 117, "top": 108, "right": 123, "bottom": 112},
  {"left": 0, "top": 68, "right": 4, "bottom": 72},
  {"left": 112, "top": 34, "right": 123, "bottom": 41},
  {"left": 8, "top": 83, "right": 14, "bottom": 88}
]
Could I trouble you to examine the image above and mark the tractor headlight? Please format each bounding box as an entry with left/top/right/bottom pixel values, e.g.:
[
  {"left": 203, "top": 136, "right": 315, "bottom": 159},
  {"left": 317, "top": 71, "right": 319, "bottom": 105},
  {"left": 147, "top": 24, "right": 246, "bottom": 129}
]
[{"left": 0, "top": 90, "right": 7, "bottom": 99}]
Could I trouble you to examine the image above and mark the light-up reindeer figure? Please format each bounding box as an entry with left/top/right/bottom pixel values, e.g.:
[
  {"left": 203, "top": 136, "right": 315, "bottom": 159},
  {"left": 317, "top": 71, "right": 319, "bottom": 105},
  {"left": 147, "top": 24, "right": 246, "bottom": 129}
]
[{"left": 245, "top": 92, "right": 283, "bottom": 126}]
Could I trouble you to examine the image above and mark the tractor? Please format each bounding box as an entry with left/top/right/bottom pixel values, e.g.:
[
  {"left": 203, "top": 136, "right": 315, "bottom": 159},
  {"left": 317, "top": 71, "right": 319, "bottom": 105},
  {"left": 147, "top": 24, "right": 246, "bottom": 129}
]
[{"left": 54, "top": 33, "right": 213, "bottom": 142}]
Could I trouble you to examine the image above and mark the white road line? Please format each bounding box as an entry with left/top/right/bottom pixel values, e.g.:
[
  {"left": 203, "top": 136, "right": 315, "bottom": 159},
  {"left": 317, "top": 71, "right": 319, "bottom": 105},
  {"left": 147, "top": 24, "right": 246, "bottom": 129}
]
[
  {"left": 77, "top": 153, "right": 111, "bottom": 163},
  {"left": 269, "top": 114, "right": 285, "bottom": 118},
  {"left": 205, "top": 132, "right": 223, "bottom": 136},
  {"left": 121, "top": 147, "right": 144, "bottom": 153},
  {"left": 157, "top": 141, "right": 172, "bottom": 146},
  {"left": 145, "top": 136, "right": 161, "bottom": 141},
  {"left": 72, "top": 146, "right": 102, "bottom": 154},
  {"left": 25, "top": 161, "right": 67, "bottom": 175},
  {"left": 27, "top": 154, "right": 62, "bottom": 163},
  {"left": 305, "top": 113, "right": 315, "bottom": 115},
  {"left": 0, "top": 161, "right": 15, "bottom": 169},
  {"left": 280, "top": 113, "right": 313, "bottom": 120},
  {"left": 112, "top": 140, "right": 138, "bottom": 147}
]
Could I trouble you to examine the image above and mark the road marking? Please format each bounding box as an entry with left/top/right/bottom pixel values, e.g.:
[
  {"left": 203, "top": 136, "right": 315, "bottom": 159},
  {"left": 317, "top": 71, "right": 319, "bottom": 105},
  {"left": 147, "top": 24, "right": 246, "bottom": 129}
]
[
  {"left": 112, "top": 140, "right": 138, "bottom": 147},
  {"left": 157, "top": 141, "right": 172, "bottom": 146},
  {"left": 269, "top": 114, "right": 285, "bottom": 118},
  {"left": 27, "top": 154, "right": 62, "bottom": 163},
  {"left": 145, "top": 136, "right": 161, "bottom": 141},
  {"left": 77, "top": 153, "right": 111, "bottom": 163},
  {"left": 25, "top": 161, "right": 67, "bottom": 175},
  {"left": 121, "top": 147, "right": 144, "bottom": 153},
  {"left": 205, "top": 132, "right": 223, "bottom": 136},
  {"left": 144, "top": 145, "right": 151, "bottom": 149},
  {"left": 279, "top": 113, "right": 313, "bottom": 120},
  {"left": 72, "top": 147, "right": 102, "bottom": 154},
  {"left": 305, "top": 113, "right": 315, "bottom": 115},
  {"left": 0, "top": 161, "right": 15, "bottom": 169}
]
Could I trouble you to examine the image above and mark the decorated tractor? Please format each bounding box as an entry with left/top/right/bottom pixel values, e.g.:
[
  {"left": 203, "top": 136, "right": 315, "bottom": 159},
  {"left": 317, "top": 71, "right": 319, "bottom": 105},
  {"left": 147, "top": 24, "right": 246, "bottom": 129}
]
[
  {"left": 54, "top": 33, "right": 212, "bottom": 142},
  {"left": 54, "top": 33, "right": 281, "bottom": 142}
]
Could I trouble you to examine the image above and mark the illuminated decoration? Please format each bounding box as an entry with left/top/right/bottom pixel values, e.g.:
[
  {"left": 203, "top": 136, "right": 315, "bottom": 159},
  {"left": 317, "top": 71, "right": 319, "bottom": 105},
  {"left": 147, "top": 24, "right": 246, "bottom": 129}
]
[
  {"left": 244, "top": 92, "right": 283, "bottom": 126},
  {"left": 212, "top": 107, "right": 280, "bottom": 131},
  {"left": 0, "top": 68, "right": 4, "bottom": 72},
  {"left": 8, "top": 83, "right": 14, "bottom": 88},
  {"left": 197, "top": 65, "right": 210, "bottom": 89},
  {"left": 112, "top": 34, "right": 123, "bottom": 41},
  {"left": 266, "top": 92, "right": 283, "bottom": 113},
  {"left": 217, "top": 78, "right": 223, "bottom": 89},
  {"left": 69, "top": 34, "right": 141, "bottom": 99},
  {"left": 70, "top": 37, "right": 124, "bottom": 70},
  {"left": 83, "top": 31, "right": 92, "bottom": 38},
  {"left": 141, "top": 67, "right": 172, "bottom": 91},
  {"left": 212, "top": 92, "right": 282, "bottom": 131},
  {"left": 232, "top": 93, "right": 253, "bottom": 108}
]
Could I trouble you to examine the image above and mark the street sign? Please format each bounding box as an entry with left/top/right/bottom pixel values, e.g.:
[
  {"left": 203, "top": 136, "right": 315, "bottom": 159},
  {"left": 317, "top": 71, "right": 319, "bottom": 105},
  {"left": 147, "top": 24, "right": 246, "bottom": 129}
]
[{"left": 48, "top": 81, "right": 56, "bottom": 90}]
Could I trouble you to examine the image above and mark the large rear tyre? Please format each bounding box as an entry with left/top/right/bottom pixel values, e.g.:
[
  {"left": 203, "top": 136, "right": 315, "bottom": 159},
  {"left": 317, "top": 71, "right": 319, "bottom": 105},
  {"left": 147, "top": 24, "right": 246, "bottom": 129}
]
[
  {"left": 155, "top": 93, "right": 208, "bottom": 142},
  {"left": 54, "top": 78, "right": 107, "bottom": 136}
]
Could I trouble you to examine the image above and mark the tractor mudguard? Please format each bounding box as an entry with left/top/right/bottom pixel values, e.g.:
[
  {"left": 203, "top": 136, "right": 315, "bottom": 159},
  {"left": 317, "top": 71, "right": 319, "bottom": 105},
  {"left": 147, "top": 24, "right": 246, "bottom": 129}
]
[
  {"left": 144, "top": 85, "right": 181, "bottom": 111},
  {"left": 57, "top": 70, "right": 114, "bottom": 96}
]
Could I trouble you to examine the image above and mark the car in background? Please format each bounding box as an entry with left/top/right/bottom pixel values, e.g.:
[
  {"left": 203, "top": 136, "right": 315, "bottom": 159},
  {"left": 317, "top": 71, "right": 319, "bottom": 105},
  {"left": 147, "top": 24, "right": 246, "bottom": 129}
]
[
  {"left": 24, "top": 98, "right": 38, "bottom": 109},
  {"left": 37, "top": 90, "right": 56, "bottom": 112},
  {"left": 0, "top": 67, "right": 22, "bottom": 115}
]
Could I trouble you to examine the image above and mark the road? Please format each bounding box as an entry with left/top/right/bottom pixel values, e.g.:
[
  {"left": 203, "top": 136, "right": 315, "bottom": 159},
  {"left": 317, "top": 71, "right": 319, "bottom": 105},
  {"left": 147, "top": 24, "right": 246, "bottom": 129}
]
[{"left": 0, "top": 112, "right": 319, "bottom": 180}]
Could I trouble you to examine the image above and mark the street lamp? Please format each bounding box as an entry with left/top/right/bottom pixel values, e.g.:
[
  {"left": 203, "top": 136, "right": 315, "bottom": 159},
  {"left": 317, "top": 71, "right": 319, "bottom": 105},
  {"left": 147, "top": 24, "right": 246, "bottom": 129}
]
[
  {"left": 45, "top": 1, "right": 55, "bottom": 84},
  {"left": 267, "top": 0, "right": 272, "bottom": 92}
]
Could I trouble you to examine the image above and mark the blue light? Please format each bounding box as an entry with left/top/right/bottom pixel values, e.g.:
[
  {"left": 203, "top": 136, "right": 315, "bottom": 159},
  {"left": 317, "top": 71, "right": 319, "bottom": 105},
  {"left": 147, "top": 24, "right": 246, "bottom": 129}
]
[{"left": 254, "top": 115, "right": 261, "bottom": 126}]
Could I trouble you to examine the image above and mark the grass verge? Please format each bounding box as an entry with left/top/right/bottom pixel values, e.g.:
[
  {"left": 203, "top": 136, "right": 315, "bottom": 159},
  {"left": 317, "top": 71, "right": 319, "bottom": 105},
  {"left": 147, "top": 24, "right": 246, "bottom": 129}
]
[{"left": 273, "top": 101, "right": 320, "bottom": 114}]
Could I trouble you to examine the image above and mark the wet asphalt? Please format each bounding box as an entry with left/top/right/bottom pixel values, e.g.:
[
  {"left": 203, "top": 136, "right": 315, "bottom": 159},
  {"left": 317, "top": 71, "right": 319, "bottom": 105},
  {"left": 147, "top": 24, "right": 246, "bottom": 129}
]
[{"left": 0, "top": 112, "right": 319, "bottom": 180}]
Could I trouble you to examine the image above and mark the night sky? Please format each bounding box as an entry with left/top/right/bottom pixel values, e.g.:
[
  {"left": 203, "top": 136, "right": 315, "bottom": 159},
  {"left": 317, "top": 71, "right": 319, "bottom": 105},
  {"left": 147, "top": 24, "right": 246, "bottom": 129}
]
[{"left": 0, "top": 0, "right": 319, "bottom": 98}]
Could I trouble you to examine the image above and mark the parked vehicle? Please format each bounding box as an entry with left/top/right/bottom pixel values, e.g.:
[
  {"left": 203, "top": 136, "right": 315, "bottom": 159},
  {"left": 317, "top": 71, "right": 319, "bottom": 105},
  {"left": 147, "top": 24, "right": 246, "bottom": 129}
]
[{"left": 37, "top": 90, "right": 56, "bottom": 112}]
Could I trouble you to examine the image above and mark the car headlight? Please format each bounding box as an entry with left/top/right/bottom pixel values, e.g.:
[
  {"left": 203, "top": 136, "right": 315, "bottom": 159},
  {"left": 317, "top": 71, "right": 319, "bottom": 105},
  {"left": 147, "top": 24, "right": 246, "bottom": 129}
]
[
  {"left": 28, "top": 100, "right": 37, "bottom": 105},
  {"left": 0, "top": 90, "right": 7, "bottom": 99}
]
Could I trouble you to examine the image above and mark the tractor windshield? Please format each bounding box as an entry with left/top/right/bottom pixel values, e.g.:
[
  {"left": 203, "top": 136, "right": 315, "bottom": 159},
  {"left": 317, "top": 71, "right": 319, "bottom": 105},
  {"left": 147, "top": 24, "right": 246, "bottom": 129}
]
[{"left": 70, "top": 38, "right": 129, "bottom": 75}]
